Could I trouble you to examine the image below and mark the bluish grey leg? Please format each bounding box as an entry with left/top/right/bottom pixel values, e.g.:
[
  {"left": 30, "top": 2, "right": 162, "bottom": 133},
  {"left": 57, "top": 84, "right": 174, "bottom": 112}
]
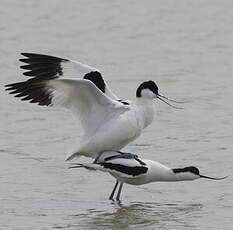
[
  {"left": 116, "top": 182, "right": 123, "bottom": 201},
  {"left": 109, "top": 180, "right": 119, "bottom": 200}
]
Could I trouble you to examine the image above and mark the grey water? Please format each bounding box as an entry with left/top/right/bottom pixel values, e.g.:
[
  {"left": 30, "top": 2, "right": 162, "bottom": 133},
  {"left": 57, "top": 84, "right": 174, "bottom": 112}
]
[{"left": 1, "top": 0, "right": 233, "bottom": 229}]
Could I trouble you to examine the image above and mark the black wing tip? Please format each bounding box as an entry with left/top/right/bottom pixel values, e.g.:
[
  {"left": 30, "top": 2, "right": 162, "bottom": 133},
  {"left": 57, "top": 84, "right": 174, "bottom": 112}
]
[
  {"left": 5, "top": 80, "right": 52, "bottom": 106},
  {"left": 20, "top": 65, "right": 28, "bottom": 70},
  {"left": 20, "top": 53, "right": 44, "bottom": 60},
  {"left": 19, "top": 52, "right": 69, "bottom": 79},
  {"left": 5, "top": 83, "right": 14, "bottom": 88},
  {"left": 20, "top": 52, "right": 69, "bottom": 62},
  {"left": 22, "top": 71, "right": 32, "bottom": 76},
  {"left": 21, "top": 52, "right": 32, "bottom": 57},
  {"left": 20, "top": 52, "right": 48, "bottom": 58},
  {"left": 19, "top": 58, "right": 30, "bottom": 64}
]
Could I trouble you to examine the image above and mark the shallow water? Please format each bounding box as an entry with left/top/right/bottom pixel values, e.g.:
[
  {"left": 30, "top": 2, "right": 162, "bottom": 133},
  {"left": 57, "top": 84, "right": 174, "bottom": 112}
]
[{"left": 1, "top": 0, "right": 233, "bottom": 229}]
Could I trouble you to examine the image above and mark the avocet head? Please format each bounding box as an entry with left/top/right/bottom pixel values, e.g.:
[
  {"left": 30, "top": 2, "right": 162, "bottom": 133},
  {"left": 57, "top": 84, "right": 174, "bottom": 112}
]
[
  {"left": 136, "top": 81, "right": 158, "bottom": 99},
  {"left": 172, "top": 166, "right": 227, "bottom": 181},
  {"left": 136, "top": 80, "right": 183, "bottom": 109}
]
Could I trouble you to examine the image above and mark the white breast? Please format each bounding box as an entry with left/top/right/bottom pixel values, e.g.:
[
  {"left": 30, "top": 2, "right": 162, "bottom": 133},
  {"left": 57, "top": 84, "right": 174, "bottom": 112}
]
[
  {"left": 134, "top": 98, "right": 155, "bottom": 129},
  {"left": 70, "top": 108, "right": 144, "bottom": 158}
]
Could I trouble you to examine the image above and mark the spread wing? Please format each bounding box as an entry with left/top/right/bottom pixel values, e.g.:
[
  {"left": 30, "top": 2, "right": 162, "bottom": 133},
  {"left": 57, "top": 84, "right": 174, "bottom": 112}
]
[
  {"left": 18, "top": 53, "right": 120, "bottom": 100},
  {"left": 5, "top": 55, "right": 128, "bottom": 135}
]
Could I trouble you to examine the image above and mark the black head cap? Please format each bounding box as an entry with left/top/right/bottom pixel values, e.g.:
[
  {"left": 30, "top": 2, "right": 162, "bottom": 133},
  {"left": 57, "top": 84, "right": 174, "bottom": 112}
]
[
  {"left": 84, "top": 71, "right": 105, "bottom": 93},
  {"left": 173, "top": 166, "right": 200, "bottom": 175},
  {"left": 136, "top": 80, "right": 158, "bottom": 97}
]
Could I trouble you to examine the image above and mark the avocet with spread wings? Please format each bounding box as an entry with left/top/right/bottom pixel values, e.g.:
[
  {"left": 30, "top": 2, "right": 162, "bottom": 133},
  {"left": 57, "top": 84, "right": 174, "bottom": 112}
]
[{"left": 5, "top": 53, "right": 182, "bottom": 161}]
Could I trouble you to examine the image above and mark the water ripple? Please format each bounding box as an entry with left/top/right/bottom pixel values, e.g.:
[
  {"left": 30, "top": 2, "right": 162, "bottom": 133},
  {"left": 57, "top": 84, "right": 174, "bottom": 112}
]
[{"left": 64, "top": 201, "right": 202, "bottom": 230}]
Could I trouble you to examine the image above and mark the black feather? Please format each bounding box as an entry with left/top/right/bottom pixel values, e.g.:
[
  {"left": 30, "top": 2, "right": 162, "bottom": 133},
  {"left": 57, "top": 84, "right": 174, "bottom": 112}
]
[
  {"left": 84, "top": 71, "right": 105, "bottom": 93},
  {"left": 100, "top": 162, "right": 148, "bottom": 176},
  {"left": 5, "top": 79, "right": 52, "bottom": 106},
  {"left": 19, "top": 53, "right": 68, "bottom": 80}
]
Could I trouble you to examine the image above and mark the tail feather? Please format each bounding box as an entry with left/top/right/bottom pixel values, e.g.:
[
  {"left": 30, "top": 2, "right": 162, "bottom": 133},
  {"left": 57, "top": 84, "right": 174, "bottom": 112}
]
[
  {"left": 69, "top": 163, "right": 96, "bottom": 170},
  {"left": 69, "top": 163, "right": 103, "bottom": 171},
  {"left": 66, "top": 152, "right": 81, "bottom": 161}
]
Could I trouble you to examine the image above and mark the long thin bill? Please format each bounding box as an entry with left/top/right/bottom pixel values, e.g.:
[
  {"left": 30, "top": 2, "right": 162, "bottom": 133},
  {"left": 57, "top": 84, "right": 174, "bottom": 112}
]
[
  {"left": 158, "top": 94, "right": 186, "bottom": 104},
  {"left": 200, "top": 175, "right": 227, "bottom": 180},
  {"left": 157, "top": 96, "right": 183, "bottom": 109}
]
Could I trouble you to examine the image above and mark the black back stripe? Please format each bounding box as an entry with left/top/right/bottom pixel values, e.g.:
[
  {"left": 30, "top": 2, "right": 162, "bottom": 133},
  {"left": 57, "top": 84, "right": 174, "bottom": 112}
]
[{"left": 100, "top": 162, "right": 148, "bottom": 176}]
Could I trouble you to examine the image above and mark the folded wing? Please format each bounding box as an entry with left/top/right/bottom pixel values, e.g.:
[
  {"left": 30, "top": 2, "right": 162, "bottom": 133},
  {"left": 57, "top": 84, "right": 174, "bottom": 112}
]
[
  {"left": 70, "top": 152, "right": 148, "bottom": 178},
  {"left": 100, "top": 153, "right": 148, "bottom": 177}
]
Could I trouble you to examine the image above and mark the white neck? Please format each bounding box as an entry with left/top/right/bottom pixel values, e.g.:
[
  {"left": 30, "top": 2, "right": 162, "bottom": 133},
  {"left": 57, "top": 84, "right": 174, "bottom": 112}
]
[
  {"left": 135, "top": 97, "right": 155, "bottom": 128},
  {"left": 144, "top": 160, "right": 199, "bottom": 183}
]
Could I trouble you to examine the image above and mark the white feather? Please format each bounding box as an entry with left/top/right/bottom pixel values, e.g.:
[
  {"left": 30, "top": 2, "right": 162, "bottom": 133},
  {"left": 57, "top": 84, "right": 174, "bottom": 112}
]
[
  {"left": 7, "top": 53, "right": 160, "bottom": 161},
  {"left": 47, "top": 78, "right": 128, "bottom": 136},
  {"left": 60, "top": 59, "right": 119, "bottom": 100}
]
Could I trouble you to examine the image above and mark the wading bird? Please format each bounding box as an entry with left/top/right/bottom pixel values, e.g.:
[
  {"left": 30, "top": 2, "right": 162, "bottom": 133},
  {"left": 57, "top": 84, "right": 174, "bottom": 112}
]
[
  {"left": 5, "top": 53, "right": 182, "bottom": 161},
  {"left": 70, "top": 151, "right": 226, "bottom": 201}
]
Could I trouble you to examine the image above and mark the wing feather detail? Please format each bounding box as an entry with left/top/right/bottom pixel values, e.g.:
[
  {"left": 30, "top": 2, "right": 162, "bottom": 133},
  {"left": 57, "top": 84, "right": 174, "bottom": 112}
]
[
  {"left": 101, "top": 152, "right": 148, "bottom": 177},
  {"left": 5, "top": 77, "right": 127, "bottom": 134},
  {"left": 5, "top": 53, "right": 128, "bottom": 134},
  {"left": 17, "top": 53, "right": 119, "bottom": 100}
]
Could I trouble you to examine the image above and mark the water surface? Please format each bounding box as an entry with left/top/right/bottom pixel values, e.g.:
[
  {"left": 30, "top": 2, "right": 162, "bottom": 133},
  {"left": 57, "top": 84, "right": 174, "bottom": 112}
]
[{"left": 1, "top": 0, "right": 233, "bottom": 229}]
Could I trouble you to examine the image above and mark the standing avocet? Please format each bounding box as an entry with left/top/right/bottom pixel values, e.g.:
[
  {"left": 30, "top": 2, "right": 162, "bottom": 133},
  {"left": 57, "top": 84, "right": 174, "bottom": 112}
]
[
  {"left": 5, "top": 53, "right": 182, "bottom": 161},
  {"left": 70, "top": 151, "right": 226, "bottom": 201}
]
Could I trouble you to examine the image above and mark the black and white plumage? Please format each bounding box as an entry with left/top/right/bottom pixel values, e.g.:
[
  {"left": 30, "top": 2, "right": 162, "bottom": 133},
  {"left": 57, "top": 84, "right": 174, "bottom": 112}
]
[
  {"left": 20, "top": 53, "right": 119, "bottom": 99},
  {"left": 70, "top": 151, "right": 227, "bottom": 201},
  {"left": 6, "top": 53, "right": 120, "bottom": 104},
  {"left": 5, "top": 53, "right": 182, "bottom": 161},
  {"left": 99, "top": 152, "right": 148, "bottom": 177}
]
